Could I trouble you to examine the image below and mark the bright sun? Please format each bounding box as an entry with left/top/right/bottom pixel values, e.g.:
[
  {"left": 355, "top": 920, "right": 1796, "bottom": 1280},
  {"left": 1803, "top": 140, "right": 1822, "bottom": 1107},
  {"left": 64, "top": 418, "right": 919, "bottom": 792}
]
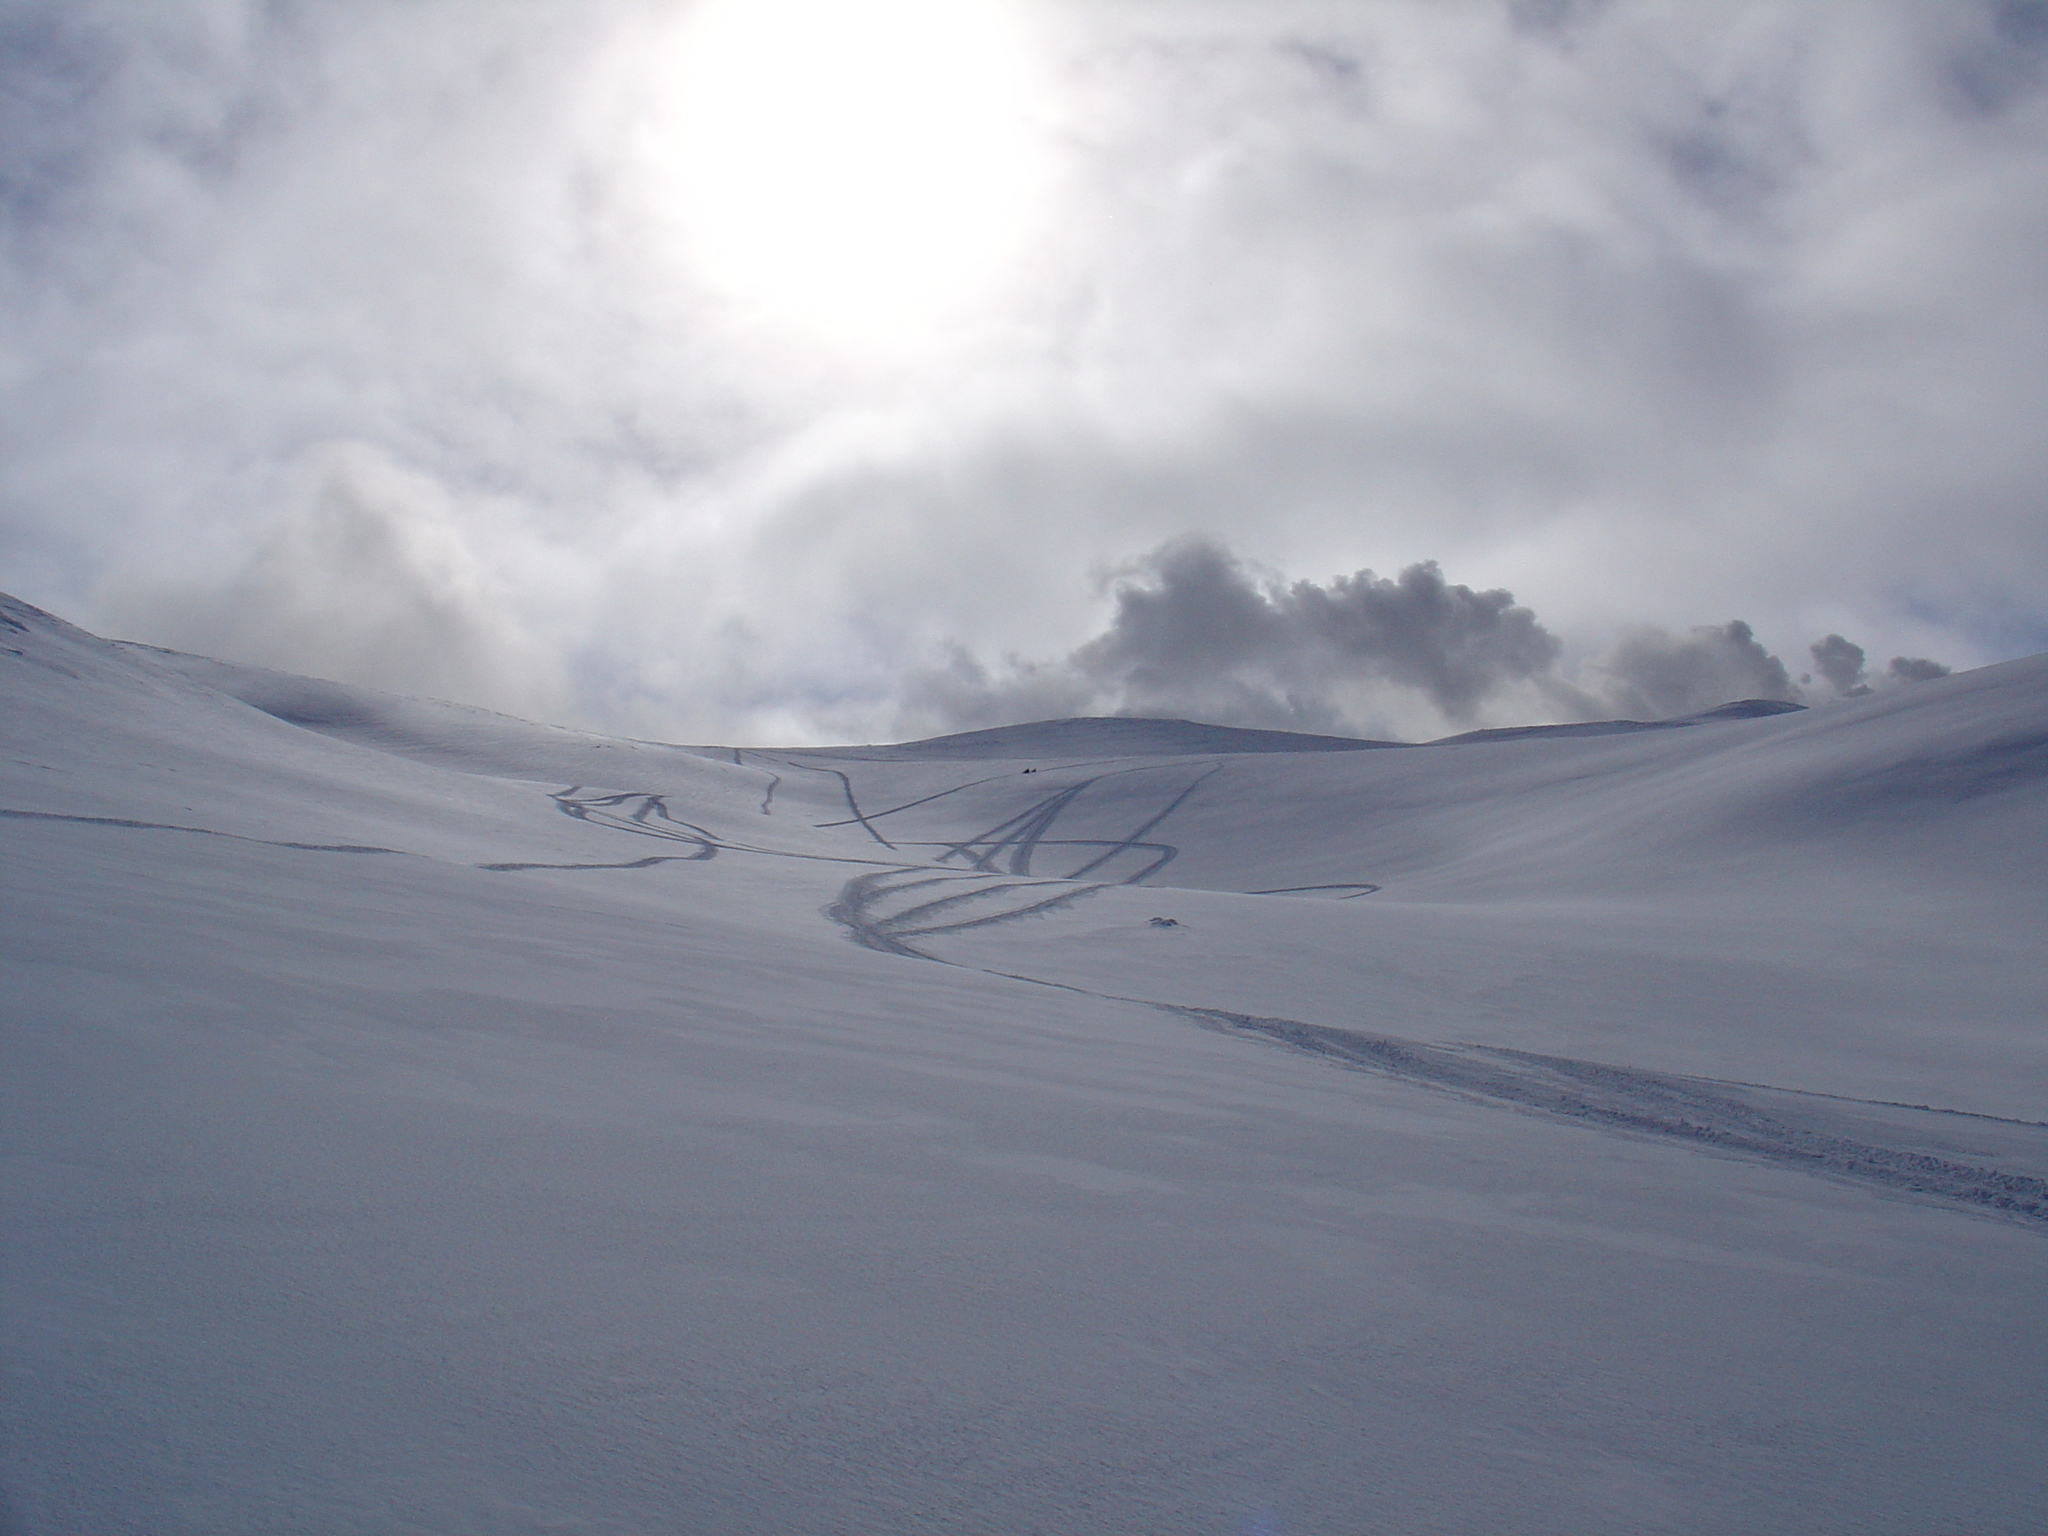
[{"left": 661, "top": 0, "right": 1050, "bottom": 345}]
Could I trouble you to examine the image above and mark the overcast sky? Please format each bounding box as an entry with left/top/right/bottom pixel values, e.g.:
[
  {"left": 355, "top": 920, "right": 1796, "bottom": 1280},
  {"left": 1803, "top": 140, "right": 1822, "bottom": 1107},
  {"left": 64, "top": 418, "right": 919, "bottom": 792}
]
[{"left": 3, "top": 0, "right": 2044, "bottom": 743}]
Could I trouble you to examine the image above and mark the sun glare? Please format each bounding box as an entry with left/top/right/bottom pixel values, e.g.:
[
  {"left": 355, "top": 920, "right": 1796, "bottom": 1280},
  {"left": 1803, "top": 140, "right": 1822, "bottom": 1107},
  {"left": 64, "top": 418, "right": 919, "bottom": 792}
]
[{"left": 661, "top": 0, "right": 1050, "bottom": 346}]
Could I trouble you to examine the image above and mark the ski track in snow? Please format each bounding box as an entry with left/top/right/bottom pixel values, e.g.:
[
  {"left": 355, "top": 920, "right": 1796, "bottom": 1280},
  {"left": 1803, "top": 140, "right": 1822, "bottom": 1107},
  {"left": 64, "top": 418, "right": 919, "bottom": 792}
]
[
  {"left": 820, "top": 765, "right": 2048, "bottom": 1228},
  {"left": 480, "top": 854, "right": 712, "bottom": 873},
  {"left": 847, "top": 886, "right": 2048, "bottom": 1227},
  {"left": 505, "top": 786, "right": 914, "bottom": 873},
  {"left": 831, "top": 866, "right": 2048, "bottom": 1229},
  {"left": 0, "top": 806, "right": 403, "bottom": 855},
  {"left": 1173, "top": 1010, "right": 2048, "bottom": 1227},
  {"left": 769, "top": 758, "right": 899, "bottom": 847},
  {"left": 826, "top": 868, "right": 1112, "bottom": 958},
  {"left": 474, "top": 767, "right": 2048, "bottom": 1230},
  {"left": 544, "top": 787, "right": 722, "bottom": 857},
  {"left": 1249, "top": 883, "right": 1382, "bottom": 898}
]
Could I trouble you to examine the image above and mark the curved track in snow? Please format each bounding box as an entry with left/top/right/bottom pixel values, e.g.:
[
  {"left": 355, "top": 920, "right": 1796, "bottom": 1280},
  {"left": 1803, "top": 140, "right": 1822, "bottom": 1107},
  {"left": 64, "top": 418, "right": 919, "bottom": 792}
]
[
  {"left": 483, "top": 770, "right": 2048, "bottom": 1229},
  {"left": 827, "top": 870, "right": 1109, "bottom": 959}
]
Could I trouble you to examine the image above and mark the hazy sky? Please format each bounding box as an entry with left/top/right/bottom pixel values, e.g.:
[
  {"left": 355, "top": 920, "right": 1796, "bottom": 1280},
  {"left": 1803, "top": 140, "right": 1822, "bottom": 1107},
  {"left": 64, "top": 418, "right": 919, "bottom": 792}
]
[{"left": 3, "top": 0, "right": 2044, "bottom": 742}]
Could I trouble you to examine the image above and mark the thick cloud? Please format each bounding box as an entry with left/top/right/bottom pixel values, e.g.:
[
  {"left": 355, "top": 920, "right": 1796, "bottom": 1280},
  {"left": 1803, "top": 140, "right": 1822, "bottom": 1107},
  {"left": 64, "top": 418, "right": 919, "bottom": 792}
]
[
  {"left": 897, "top": 540, "right": 1922, "bottom": 740},
  {"left": 897, "top": 538, "right": 1984, "bottom": 740},
  {"left": 1805, "top": 632, "right": 1955, "bottom": 698},
  {"left": 0, "top": 2, "right": 2040, "bottom": 742},
  {"left": 1068, "top": 541, "right": 1562, "bottom": 724},
  {"left": 1810, "top": 634, "right": 1870, "bottom": 696},
  {"left": 1590, "top": 621, "right": 1797, "bottom": 720},
  {"left": 1886, "top": 655, "right": 1953, "bottom": 684}
]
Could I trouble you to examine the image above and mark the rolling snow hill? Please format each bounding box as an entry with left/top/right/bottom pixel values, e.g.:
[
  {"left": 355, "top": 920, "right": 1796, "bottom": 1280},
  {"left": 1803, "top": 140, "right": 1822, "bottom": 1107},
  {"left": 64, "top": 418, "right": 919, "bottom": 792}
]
[{"left": 4, "top": 590, "right": 2045, "bottom": 1535}]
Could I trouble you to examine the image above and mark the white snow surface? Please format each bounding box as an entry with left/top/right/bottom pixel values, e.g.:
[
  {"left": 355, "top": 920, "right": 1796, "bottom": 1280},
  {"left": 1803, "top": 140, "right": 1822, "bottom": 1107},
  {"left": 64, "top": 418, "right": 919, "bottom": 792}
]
[{"left": 3, "top": 591, "right": 2045, "bottom": 1534}]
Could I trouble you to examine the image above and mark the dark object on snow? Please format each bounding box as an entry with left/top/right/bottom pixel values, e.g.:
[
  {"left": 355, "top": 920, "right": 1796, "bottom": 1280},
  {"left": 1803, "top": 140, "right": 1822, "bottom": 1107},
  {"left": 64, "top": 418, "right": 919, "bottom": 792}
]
[{"left": 1149, "top": 917, "right": 1181, "bottom": 928}]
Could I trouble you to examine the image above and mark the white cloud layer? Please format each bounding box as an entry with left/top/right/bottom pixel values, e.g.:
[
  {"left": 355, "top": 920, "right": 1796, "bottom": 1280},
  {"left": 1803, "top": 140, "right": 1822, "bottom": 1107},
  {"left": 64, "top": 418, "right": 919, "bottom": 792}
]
[{"left": 0, "top": 0, "right": 2043, "bottom": 741}]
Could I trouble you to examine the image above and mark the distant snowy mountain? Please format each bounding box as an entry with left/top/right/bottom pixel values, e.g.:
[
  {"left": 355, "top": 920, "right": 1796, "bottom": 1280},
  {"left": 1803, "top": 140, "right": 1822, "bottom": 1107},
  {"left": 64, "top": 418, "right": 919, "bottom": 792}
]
[
  {"left": 765, "top": 714, "right": 1406, "bottom": 758},
  {"left": 5, "top": 590, "right": 2045, "bottom": 1535},
  {"left": 826, "top": 698, "right": 1811, "bottom": 758}
]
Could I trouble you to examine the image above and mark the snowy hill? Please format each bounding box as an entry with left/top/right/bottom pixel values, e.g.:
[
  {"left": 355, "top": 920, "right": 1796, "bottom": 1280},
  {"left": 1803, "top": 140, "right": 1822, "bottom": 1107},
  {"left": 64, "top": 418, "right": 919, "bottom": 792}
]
[
  {"left": 5, "top": 590, "right": 2045, "bottom": 1535},
  {"left": 755, "top": 715, "right": 1406, "bottom": 758}
]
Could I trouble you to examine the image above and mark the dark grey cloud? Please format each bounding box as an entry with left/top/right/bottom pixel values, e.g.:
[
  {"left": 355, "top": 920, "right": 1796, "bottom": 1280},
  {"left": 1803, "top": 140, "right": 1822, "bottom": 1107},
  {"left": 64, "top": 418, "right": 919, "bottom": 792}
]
[
  {"left": 1069, "top": 541, "right": 1562, "bottom": 722},
  {"left": 897, "top": 540, "right": 1946, "bottom": 741},
  {"left": 897, "top": 536, "right": 1987, "bottom": 740},
  {"left": 899, "top": 539, "right": 1572, "bottom": 737},
  {"left": 1886, "top": 655, "right": 1953, "bottom": 684},
  {"left": 0, "top": 1, "right": 2039, "bottom": 743},
  {"left": 1810, "top": 634, "right": 1869, "bottom": 696},
  {"left": 1591, "top": 620, "right": 1796, "bottom": 721},
  {"left": 1804, "top": 633, "right": 1956, "bottom": 699}
]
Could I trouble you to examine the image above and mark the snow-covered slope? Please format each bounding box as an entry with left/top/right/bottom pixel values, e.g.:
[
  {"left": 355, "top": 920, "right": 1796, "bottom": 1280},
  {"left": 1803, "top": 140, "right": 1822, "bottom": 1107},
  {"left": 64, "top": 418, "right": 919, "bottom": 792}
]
[
  {"left": 5, "top": 591, "right": 2045, "bottom": 1535},
  {"left": 745, "top": 714, "right": 1408, "bottom": 758}
]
